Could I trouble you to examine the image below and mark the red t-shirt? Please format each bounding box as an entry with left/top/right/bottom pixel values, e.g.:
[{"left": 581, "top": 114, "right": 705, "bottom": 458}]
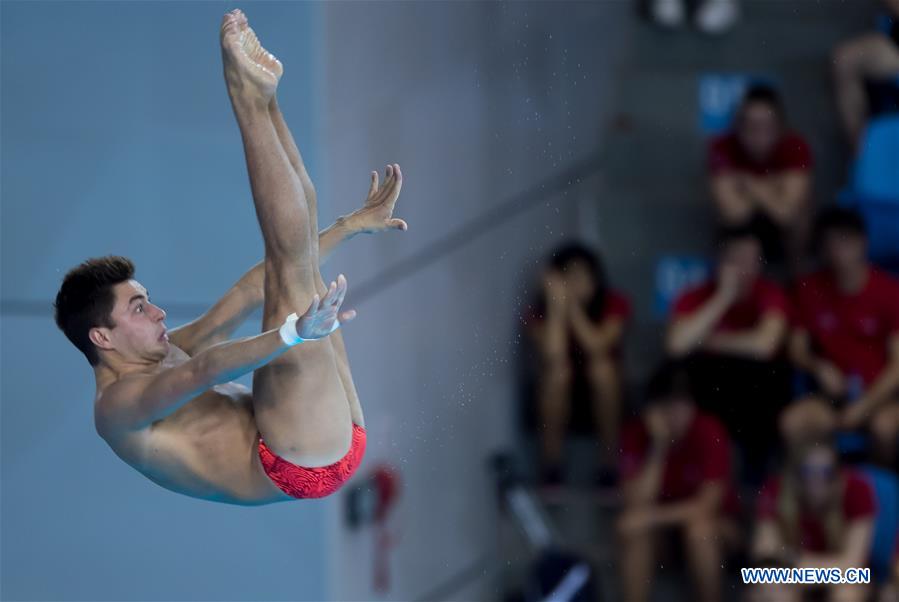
[
  {"left": 708, "top": 130, "right": 813, "bottom": 176},
  {"left": 756, "top": 470, "right": 876, "bottom": 553},
  {"left": 597, "top": 290, "right": 632, "bottom": 323},
  {"left": 672, "top": 278, "right": 789, "bottom": 333},
  {"left": 792, "top": 269, "right": 899, "bottom": 386},
  {"left": 619, "top": 412, "right": 741, "bottom": 515}
]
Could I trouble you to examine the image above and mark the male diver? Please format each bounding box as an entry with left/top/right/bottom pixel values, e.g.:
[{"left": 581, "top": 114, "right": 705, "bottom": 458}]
[{"left": 53, "top": 10, "right": 406, "bottom": 504}]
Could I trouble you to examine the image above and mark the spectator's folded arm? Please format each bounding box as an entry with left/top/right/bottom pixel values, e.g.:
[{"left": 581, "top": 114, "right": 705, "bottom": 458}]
[
  {"left": 751, "top": 519, "right": 789, "bottom": 562},
  {"left": 710, "top": 172, "right": 755, "bottom": 224},
  {"left": 743, "top": 170, "right": 810, "bottom": 226},
  {"left": 703, "top": 312, "right": 787, "bottom": 360},
  {"left": 798, "top": 518, "right": 874, "bottom": 571},
  {"left": 568, "top": 310, "right": 626, "bottom": 356},
  {"left": 652, "top": 481, "right": 725, "bottom": 527},
  {"left": 846, "top": 335, "right": 899, "bottom": 426},
  {"left": 666, "top": 292, "right": 733, "bottom": 357},
  {"left": 620, "top": 442, "right": 667, "bottom": 508}
]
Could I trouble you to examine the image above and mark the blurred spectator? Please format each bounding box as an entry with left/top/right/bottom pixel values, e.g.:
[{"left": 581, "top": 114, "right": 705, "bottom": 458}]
[
  {"left": 789, "top": 208, "right": 899, "bottom": 468},
  {"left": 524, "top": 243, "right": 631, "bottom": 486},
  {"left": 779, "top": 394, "right": 839, "bottom": 453},
  {"left": 649, "top": 0, "right": 740, "bottom": 35},
  {"left": 667, "top": 224, "right": 791, "bottom": 482},
  {"left": 707, "top": 84, "right": 813, "bottom": 275},
  {"left": 618, "top": 362, "right": 741, "bottom": 602},
  {"left": 752, "top": 439, "right": 876, "bottom": 602},
  {"left": 833, "top": 1, "right": 899, "bottom": 151}
]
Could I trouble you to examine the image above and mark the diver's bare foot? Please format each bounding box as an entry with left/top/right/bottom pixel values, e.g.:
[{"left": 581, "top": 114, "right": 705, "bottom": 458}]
[{"left": 220, "top": 9, "right": 283, "bottom": 106}]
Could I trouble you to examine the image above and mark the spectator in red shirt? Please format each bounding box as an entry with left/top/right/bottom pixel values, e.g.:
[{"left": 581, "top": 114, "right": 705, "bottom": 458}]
[
  {"left": 752, "top": 440, "right": 875, "bottom": 602},
  {"left": 789, "top": 208, "right": 899, "bottom": 468},
  {"left": 708, "top": 84, "right": 813, "bottom": 275},
  {"left": 524, "top": 243, "right": 631, "bottom": 486},
  {"left": 667, "top": 225, "right": 791, "bottom": 482},
  {"left": 618, "top": 362, "right": 741, "bottom": 602},
  {"left": 833, "top": 0, "right": 899, "bottom": 151}
]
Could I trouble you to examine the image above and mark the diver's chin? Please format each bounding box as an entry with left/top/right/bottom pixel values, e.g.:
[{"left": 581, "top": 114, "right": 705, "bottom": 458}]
[{"left": 150, "top": 341, "right": 170, "bottom": 361}]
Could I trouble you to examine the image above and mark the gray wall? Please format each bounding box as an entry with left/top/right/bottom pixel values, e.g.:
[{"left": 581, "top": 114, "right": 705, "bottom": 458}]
[
  {"left": 318, "top": 3, "right": 629, "bottom": 600},
  {"left": 1, "top": 1, "right": 632, "bottom": 601}
]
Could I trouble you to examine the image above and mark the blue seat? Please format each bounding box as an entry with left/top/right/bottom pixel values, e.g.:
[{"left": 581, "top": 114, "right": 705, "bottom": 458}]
[
  {"left": 653, "top": 255, "right": 711, "bottom": 319},
  {"left": 841, "top": 115, "right": 899, "bottom": 267},
  {"left": 835, "top": 431, "right": 869, "bottom": 457},
  {"left": 853, "top": 115, "right": 899, "bottom": 202},
  {"left": 859, "top": 465, "right": 899, "bottom": 581}
]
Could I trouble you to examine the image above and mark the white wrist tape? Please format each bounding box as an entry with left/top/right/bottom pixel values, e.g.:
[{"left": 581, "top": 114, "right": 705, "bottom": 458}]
[{"left": 278, "top": 312, "right": 341, "bottom": 346}]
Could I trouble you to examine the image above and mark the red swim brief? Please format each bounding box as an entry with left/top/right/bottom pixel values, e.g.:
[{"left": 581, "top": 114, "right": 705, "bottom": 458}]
[{"left": 258, "top": 423, "right": 367, "bottom": 499}]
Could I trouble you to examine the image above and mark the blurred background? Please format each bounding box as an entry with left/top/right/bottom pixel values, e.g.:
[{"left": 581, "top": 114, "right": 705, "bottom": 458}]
[{"left": 2, "top": 1, "right": 898, "bottom": 601}]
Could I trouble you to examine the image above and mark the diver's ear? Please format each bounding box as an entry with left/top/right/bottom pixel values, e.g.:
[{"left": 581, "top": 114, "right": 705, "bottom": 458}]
[{"left": 89, "top": 327, "right": 115, "bottom": 353}]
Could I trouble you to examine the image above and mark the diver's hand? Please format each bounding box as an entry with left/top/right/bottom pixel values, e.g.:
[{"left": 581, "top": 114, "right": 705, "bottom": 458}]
[
  {"left": 344, "top": 163, "right": 407, "bottom": 234},
  {"left": 296, "top": 274, "right": 356, "bottom": 340}
]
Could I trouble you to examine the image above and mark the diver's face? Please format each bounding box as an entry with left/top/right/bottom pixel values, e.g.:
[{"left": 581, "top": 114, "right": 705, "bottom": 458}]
[
  {"left": 563, "top": 259, "right": 595, "bottom": 302},
  {"left": 96, "top": 280, "right": 169, "bottom": 362},
  {"left": 737, "top": 101, "right": 781, "bottom": 162}
]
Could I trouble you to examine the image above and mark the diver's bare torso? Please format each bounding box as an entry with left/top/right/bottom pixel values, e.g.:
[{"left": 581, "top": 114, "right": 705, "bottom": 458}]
[{"left": 95, "top": 344, "right": 289, "bottom": 505}]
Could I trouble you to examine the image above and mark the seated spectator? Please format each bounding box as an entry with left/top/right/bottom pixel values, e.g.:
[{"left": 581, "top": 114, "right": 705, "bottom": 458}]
[
  {"left": 618, "top": 362, "right": 741, "bottom": 602},
  {"left": 707, "top": 84, "right": 813, "bottom": 275},
  {"left": 752, "top": 439, "right": 876, "bottom": 602},
  {"left": 833, "top": 1, "right": 899, "bottom": 151},
  {"left": 789, "top": 208, "right": 899, "bottom": 469},
  {"left": 779, "top": 394, "right": 839, "bottom": 453},
  {"left": 524, "top": 243, "right": 631, "bottom": 486},
  {"left": 667, "top": 224, "right": 791, "bottom": 483}
]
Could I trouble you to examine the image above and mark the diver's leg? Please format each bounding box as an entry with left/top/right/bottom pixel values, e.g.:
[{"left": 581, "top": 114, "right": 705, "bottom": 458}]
[
  {"left": 268, "top": 96, "right": 364, "bottom": 426},
  {"left": 222, "top": 9, "right": 351, "bottom": 466}
]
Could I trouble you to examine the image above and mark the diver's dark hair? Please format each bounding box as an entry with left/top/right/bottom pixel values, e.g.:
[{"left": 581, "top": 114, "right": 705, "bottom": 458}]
[
  {"left": 537, "top": 242, "right": 609, "bottom": 320},
  {"left": 54, "top": 256, "right": 135, "bottom": 365},
  {"left": 813, "top": 206, "right": 867, "bottom": 250}
]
